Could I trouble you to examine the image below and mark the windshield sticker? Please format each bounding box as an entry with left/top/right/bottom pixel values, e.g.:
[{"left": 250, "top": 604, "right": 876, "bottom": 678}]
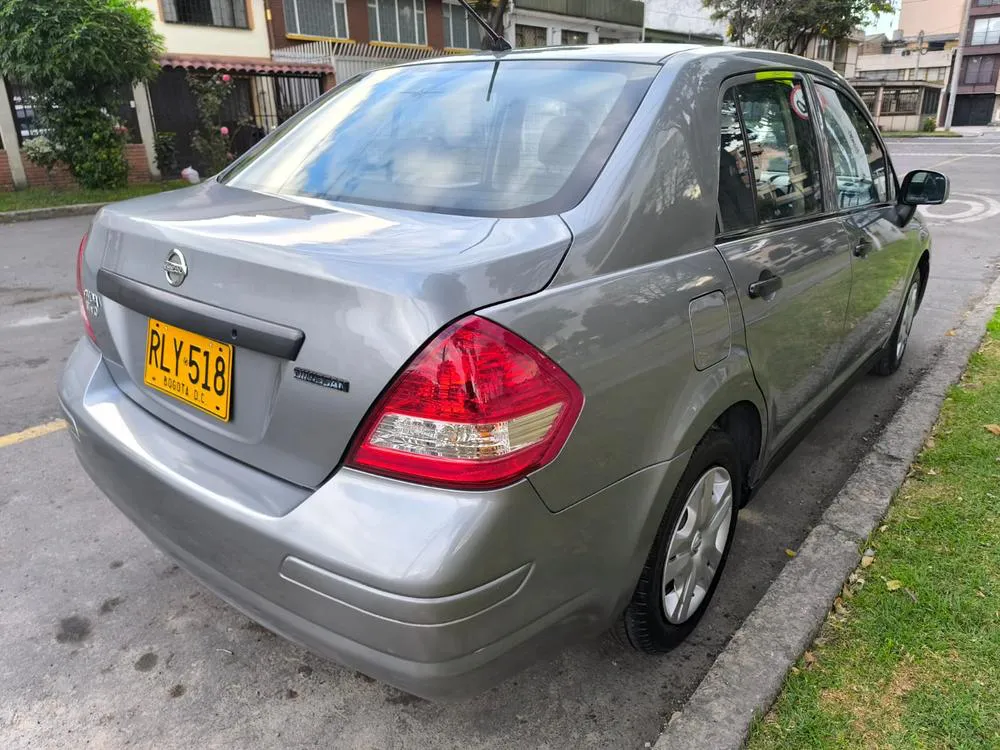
[{"left": 790, "top": 85, "right": 810, "bottom": 120}]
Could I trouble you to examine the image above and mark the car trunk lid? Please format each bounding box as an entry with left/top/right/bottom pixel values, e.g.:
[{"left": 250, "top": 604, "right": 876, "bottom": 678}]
[{"left": 86, "top": 181, "right": 572, "bottom": 488}]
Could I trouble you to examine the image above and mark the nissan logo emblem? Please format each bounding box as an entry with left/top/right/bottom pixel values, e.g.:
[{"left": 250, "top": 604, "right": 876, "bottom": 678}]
[{"left": 163, "top": 249, "right": 188, "bottom": 287}]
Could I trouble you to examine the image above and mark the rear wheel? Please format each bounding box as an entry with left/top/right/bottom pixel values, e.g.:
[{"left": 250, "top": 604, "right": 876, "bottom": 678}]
[
  {"left": 872, "top": 269, "right": 922, "bottom": 376},
  {"left": 617, "top": 430, "right": 741, "bottom": 652}
]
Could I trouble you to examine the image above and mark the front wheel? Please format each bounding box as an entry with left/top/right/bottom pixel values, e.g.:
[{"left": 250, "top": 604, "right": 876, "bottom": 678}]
[
  {"left": 872, "top": 269, "right": 921, "bottom": 376},
  {"left": 616, "top": 430, "right": 741, "bottom": 652}
]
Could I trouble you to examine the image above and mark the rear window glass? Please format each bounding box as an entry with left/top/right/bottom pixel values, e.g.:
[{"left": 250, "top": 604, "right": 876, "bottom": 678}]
[{"left": 221, "top": 60, "right": 657, "bottom": 217}]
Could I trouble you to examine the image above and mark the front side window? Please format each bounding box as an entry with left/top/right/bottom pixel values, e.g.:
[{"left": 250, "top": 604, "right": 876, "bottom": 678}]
[
  {"left": 222, "top": 60, "right": 657, "bottom": 217},
  {"left": 734, "top": 79, "right": 824, "bottom": 223},
  {"left": 442, "top": 1, "right": 481, "bottom": 49},
  {"left": 284, "top": 0, "right": 348, "bottom": 38},
  {"left": 717, "top": 90, "right": 756, "bottom": 233},
  {"left": 815, "top": 82, "right": 889, "bottom": 209},
  {"left": 163, "top": 0, "right": 248, "bottom": 28},
  {"left": 971, "top": 17, "right": 1000, "bottom": 45},
  {"left": 367, "top": 0, "right": 427, "bottom": 45}
]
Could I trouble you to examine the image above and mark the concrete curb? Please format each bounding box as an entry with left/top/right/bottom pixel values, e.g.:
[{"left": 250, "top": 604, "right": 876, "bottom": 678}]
[
  {"left": 0, "top": 203, "right": 108, "bottom": 224},
  {"left": 655, "top": 271, "right": 1000, "bottom": 750}
]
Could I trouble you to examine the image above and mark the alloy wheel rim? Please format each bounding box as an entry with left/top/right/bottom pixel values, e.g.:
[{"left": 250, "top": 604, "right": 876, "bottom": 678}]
[
  {"left": 896, "top": 282, "right": 919, "bottom": 362},
  {"left": 662, "top": 466, "right": 733, "bottom": 625}
]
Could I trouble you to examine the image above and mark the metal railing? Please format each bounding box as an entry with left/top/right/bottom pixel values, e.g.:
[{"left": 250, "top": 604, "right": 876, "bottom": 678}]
[
  {"left": 273, "top": 39, "right": 462, "bottom": 82},
  {"left": 3, "top": 77, "right": 141, "bottom": 147}
]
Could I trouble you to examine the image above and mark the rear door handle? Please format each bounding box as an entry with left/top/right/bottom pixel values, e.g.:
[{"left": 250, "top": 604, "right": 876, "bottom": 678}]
[{"left": 748, "top": 270, "right": 782, "bottom": 300}]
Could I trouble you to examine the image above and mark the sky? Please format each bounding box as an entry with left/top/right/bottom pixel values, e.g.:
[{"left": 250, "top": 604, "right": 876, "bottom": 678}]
[{"left": 867, "top": 3, "right": 901, "bottom": 35}]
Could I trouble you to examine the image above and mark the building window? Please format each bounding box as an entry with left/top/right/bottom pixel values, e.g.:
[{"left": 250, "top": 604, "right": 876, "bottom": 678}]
[
  {"left": 964, "top": 55, "right": 996, "bottom": 84},
  {"left": 881, "top": 89, "right": 920, "bottom": 115},
  {"left": 971, "top": 17, "right": 1000, "bottom": 46},
  {"left": 561, "top": 30, "right": 588, "bottom": 45},
  {"left": 927, "top": 40, "right": 946, "bottom": 51},
  {"left": 922, "top": 89, "right": 941, "bottom": 116},
  {"left": 515, "top": 24, "right": 546, "bottom": 48},
  {"left": 976, "top": 0, "right": 1000, "bottom": 7},
  {"left": 442, "top": 1, "right": 481, "bottom": 48},
  {"left": 162, "top": 0, "right": 248, "bottom": 28},
  {"left": 367, "top": 0, "right": 427, "bottom": 45},
  {"left": 598, "top": 36, "right": 619, "bottom": 44},
  {"left": 816, "top": 37, "right": 834, "bottom": 61},
  {"left": 858, "top": 89, "right": 878, "bottom": 112},
  {"left": 284, "top": 0, "right": 348, "bottom": 38}
]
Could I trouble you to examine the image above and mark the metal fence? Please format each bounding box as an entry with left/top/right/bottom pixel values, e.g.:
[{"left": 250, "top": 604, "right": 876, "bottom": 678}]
[
  {"left": 148, "top": 68, "right": 323, "bottom": 176},
  {"left": 273, "top": 39, "right": 463, "bottom": 82},
  {"left": 3, "top": 77, "right": 141, "bottom": 147}
]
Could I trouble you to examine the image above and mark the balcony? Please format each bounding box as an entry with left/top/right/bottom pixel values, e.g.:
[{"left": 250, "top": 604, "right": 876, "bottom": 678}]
[{"left": 516, "top": 0, "right": 645, "bottom": 27}]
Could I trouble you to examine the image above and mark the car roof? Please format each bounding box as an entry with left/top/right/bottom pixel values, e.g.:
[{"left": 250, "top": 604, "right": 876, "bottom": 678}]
[{"left": 401, "top": 43, "right": 845, "bottom": 78}]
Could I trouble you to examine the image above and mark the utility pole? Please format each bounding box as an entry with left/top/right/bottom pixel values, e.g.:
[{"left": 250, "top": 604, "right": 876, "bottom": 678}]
[
  {"left": 944, "top": 0, "right": 975, "bottom": 130},
  {"left": 913, "top": 30, "right": 925, "bottom": 81}
]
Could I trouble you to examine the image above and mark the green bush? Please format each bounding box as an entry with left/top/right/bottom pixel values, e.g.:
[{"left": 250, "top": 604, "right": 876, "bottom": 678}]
[
  {"left": 154, "top": 131, "right": 178, "bottom": 177},
  {"left": 0, "top": 0, "right": 162, "bottom": 189},
  {"left": 921, "top": 117, "right": 937, "bottom": 133}
]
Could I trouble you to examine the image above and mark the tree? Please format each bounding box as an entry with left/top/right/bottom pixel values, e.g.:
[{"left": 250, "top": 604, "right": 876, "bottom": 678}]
[
  {"left": 703, "top": 0, "right": 893, "bottom": 56},
  {"left": 0, "top": 0, "right": 163, "bottom": 188},
  {"left": 469, "top": 0, "right": 510, "bottom": 49}
]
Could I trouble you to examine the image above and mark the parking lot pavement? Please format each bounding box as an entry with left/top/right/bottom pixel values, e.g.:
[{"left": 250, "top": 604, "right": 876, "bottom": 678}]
[{"left": 3, "top": 135, "right": 1000, "bottom": 749}]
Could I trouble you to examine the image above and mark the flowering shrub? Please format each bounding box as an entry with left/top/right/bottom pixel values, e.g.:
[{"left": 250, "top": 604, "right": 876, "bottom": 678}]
[{"left": 187, "top": 71, "right": 248, "bottom": 175}]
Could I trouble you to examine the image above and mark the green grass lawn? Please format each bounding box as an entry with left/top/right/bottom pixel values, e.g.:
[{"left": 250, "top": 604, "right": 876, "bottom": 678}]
[
  {"left": 748, "top": 311, "right": 1000, "bottom": 750},
  {"left": 0, "top": 180, "right": 188, "bottom": 213}
]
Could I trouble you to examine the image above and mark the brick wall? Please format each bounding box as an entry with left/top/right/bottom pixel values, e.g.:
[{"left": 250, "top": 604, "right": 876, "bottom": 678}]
[
  {"left": 0, "top": 151, "right": 13, "bottom": 192},
  {"left": 126, "top": 144, "right": 152, "bottom": 184},
  {"left": 7, "top": 143, "right": 151, "bottom": 190}
]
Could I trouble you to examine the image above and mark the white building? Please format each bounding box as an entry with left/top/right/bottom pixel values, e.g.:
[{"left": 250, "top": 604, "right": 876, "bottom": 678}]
[
  {"left": 643, "top": 0, "right": 725, "bottom": 45},
  {"left": 504, "top": 0, "right": 645, "bottom": 48}
]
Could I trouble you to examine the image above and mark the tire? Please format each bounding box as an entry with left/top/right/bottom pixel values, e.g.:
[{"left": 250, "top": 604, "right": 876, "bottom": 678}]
[
  {"left": 872, "top": 268, "right": 922, "bottom": 377},
  {"left": 616, "top": 429, "right": 742, "bottom": 653}
]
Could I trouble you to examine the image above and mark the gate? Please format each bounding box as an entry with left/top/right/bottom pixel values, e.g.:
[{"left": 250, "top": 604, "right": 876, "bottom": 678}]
[{"left": 148, "top": 68, "right": 323, "bottom": 176}]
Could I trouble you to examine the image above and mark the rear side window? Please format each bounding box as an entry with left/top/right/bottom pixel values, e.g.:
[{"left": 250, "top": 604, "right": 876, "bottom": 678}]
[
  {"left": 814, "top": 82, "right": 890, "bottom": 208},
  {"left": 221, "top": 60, "right": 657, "bottom": 218},
  {"left": 717, "top": 90, "right": 757, "bottom": 233},
  {"left": 735, "top": 80, "right": 824, "bottom": 223}
]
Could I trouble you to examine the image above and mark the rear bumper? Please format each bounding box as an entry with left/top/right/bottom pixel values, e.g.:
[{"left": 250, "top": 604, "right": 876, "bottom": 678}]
[{"left": 59, "top": 337, "right": 686, "bottom": 699}]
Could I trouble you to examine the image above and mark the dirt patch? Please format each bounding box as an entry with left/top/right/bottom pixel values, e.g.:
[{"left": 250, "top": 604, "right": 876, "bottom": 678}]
[
  {"left": 819, "top": 660, "right": 920, "bottom": 744},
  {"left": 134, "top": 652, "right": 158, "bottom": 672},
  {"left": 55, "top": 615, "right": 92, "bottom": 643}
]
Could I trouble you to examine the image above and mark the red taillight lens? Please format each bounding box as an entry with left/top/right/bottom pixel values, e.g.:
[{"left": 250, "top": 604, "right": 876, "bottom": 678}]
[
  {"left": 76, "top": 232, "right": 95, "bottom": 342},
  {"left": 346, "top": 316, "right": 583, "bottom": 490}
]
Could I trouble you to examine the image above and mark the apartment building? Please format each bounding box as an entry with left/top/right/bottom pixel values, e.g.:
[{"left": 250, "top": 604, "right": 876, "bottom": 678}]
[
  {"left": 858, "top": 0, "right": 1000, "bottom": 126},
  {"left": 133, "top": 0, "right": 333, "bottom": 173},
  {"left": 958, "top": 0, "right": 1000, "bottom": 124}
]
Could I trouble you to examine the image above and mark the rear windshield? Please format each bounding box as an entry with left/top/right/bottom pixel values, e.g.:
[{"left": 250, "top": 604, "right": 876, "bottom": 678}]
[{"left": 221, "top": 60, "right": 658, "bottom": 217}]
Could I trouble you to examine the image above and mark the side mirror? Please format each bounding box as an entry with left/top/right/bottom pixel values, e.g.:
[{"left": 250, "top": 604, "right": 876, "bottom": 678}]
[{"left": 899, "top": 169, "right": 950, "bottom": 206}]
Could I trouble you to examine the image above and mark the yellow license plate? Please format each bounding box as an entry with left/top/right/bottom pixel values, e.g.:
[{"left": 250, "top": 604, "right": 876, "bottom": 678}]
[{"left": 143, "top": 319, "right": 233, "bottom": 421}]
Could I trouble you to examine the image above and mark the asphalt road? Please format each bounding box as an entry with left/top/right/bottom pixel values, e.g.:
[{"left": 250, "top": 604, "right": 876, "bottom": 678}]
[{"left": 3, "top": 134, "right": 1000, "bottom": 749}]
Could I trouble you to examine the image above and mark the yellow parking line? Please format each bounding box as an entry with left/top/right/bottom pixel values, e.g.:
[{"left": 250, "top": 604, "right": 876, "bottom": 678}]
[{"left": 0, "top": 419, "right": 67, "bottom": 448}]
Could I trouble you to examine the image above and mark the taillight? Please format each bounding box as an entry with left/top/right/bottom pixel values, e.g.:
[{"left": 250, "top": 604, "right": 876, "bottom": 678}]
[
  {"left": 76, "top": 232, "right": 95, "bottom": 342},
  {"left": 346, "top": 316, "right": 583, "bottom": 490}
]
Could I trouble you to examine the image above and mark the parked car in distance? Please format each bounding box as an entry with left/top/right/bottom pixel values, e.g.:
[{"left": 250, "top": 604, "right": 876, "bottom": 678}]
[{"left": 60, "top": 44, "right": 948, "bottom": 700}]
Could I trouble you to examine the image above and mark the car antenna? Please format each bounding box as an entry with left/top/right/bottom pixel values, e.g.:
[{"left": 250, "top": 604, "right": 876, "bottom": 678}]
[{"left": 456, "top": 0, "right": 512, "bottom": 52}]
